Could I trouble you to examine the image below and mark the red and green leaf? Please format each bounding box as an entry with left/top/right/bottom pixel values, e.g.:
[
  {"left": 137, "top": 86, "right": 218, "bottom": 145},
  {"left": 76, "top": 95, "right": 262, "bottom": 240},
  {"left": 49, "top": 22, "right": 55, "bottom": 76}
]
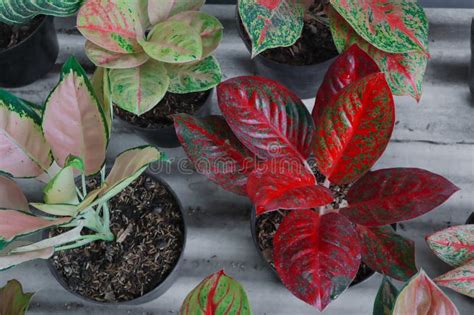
[
  {"left": 246, "top": 159, "right": 333, "bottom": 215},
  {"left": 274, "top": 210, "right": 361, "bottom": 311},
  {"left": 217, "top": 76, "right": 315, "bottom": 163},
  {"left": 85, "top": 40, "right": 149, "bottom": 69},
  {"left": 357, "top": 225, "right": 417, "bottom": 281},
  {"left": 392, "top": 270, "right": 459, "bottom": 315},
  {"left": 174, "top": 114, "right": 256, "bottom": 196},
  {"left": 329, "top": 0, "right": 429, "bottom": 54},
  {"left": 313, "top": 73, "right": 395, "bottom": 185},
  {"left": 426, "top": 225, "right": 474, "bottom": 267},
  {"left": 341, "top": 168, "right": 460, "bottom": 226},
  {"left": 0, "top": 279, "right": 34, "bottom": 315},
  {"left": 238, "top": 0, "right": 305, "bottom": 57},
  {"left": 373, "top": 277, "right": 399, "bottom": 315},
  {"left": 435, "top": 259, "right": 474, "bottom": 298},
  {"left": 0, "top": 176, "right": 29, "bottom": 212},
  {"left": 180, "top": 270, "right": 251, "bottom": 315},
  {"left": 147, "top": 0, "right": 205, "bottom": 25},
  {"left": 328, "top": 7, "right": 428, "bottom": 101}
]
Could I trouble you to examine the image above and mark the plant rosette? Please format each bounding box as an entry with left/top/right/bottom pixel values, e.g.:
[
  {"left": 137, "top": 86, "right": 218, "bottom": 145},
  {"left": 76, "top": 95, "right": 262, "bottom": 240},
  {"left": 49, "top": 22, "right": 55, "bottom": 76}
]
[
  {"left": 77, "top": 0, "right": 223, "bottom": 147},
  {"left": 237, "top": 0, "right": 429, "bottom": 102},
  {"left": 0, "top": 56, "right": 185, "bottom": 304},
  {"left": 174, "top": 45, "right": 460, "bottom": 311}
]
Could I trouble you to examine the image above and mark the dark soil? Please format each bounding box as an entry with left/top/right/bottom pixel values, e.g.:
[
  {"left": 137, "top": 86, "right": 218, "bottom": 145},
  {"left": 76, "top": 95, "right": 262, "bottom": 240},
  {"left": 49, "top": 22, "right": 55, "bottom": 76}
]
[
  {"left": 50, "top": 174, "right": 185, "bottom": 303},
  {"left": 0, "top": 16, "right": 43, "bottom": 51},
  {"left": 114, "top": 90, "right": 210, "bottom": 129},
  {"left": 239, "top": 1, "right": 338, "bottom": 66}
]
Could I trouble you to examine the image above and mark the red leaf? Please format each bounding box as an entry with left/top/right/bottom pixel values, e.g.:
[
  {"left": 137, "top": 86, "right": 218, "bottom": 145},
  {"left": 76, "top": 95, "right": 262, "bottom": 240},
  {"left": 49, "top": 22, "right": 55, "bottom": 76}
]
[
  {"left": 312, "top": 44, "right": 380, "bottom": 125},
  {"left": 274, "top": 210, "right": 361, "bottom": 311},
  {"left": 341, "top": 168, "right": 460, "bottom": 226},
  {"left": 174, "top": 114, "right": 256, "bottom": 195},
  {"left": 313, "top": 72, "right": 395, "bottom": 185},
  {"left": 217, "top": 76, "right": 315, "bottom": 163},
  {"left": 357, "top": 225, "right": 417, "bottom": 281},
  {"left": 246, "top": 159, "right": 333, "bottom": 215}
]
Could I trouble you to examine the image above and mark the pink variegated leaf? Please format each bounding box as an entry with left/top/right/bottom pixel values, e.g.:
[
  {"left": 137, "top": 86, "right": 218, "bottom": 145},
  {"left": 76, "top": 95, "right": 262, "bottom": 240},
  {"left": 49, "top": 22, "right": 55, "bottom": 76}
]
[
  {"left": 148, "top": 0, "right": 204, "bottom": 25},
  {"left": 435, "top": 259, "right": 474, "bottom": 298},
  {"left": 0, "top": 245, "right": 54, "bottom": 272},
  {"left": 85, "top": 41, "right": 149, "bottom": 69},
  {"left": 426, "top": 225, "right": 474, "bottom": 267},
  {"left": 0, "top": 176, "right": 29, "bottom": 212}
]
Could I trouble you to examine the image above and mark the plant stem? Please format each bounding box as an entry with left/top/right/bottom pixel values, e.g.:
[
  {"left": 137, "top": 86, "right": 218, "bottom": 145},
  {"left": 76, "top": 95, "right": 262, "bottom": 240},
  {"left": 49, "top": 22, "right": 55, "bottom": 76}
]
[
  {"left": 81, "top": 174, "right": 87, "bottom": 197},
  {"left": 100, "top": 166, "right": 105, "bottom": 183},
  {"left": 102, "top": 202, "right": 111, "bottom": 230},
  {"left": 75, "top": 186, "right": 84, "bottom": 201}
]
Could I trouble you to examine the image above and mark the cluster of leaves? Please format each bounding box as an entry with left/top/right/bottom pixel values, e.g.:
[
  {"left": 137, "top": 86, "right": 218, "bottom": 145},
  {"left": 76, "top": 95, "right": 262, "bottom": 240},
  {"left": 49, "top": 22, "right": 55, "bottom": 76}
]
[
  {"left": 238, "top": 0, "right": 429, "bottom": 101},
  {"left": 0, "top": 0, "right": 83, "bottom": 25},
  {"left": 77, "top": 0, "right": 223, "bottom": 116},
  {"left": 174, "top": 45, "right": 459, "bottom": 311},
  {"left": 0, "top": 56, "right": 163, "bottom": 270},
  {"left": 0, "top": 279, "right": 34, "bottom": 315}
]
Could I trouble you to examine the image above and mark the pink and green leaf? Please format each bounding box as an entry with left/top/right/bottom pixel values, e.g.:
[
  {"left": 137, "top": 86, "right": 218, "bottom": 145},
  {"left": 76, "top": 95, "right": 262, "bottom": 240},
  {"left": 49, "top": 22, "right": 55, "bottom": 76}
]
[
  {"left": 42, "top": 156, "right": 83, "bottom": 205},
  {"left": 0, "top": 176, "right": 29, "bottom": 212},
  {"left": 147, "top": 0, "right": 205, "bottom": 25},
  {"left": 91, "top": 67, "right": 113, "bottom": 137},
  {"left": 435, "top": 259, "right": 474, "bottom": 298},
  {"left": 341, "top": 168, "right": 460, "bottom": 226},
  {"left": 0, "top": 246, "right": 54, "bottom": 272},
  {"left": 217, "top": 76, "right": 315, "bottom": 162},
  {"left": 180, "top": 270, "right": 251, "bottom": 315},
  {"left": 426, "top": 225, "right": 474, "bottom": 267},
  {"left": 274, "top": 210, "right": 361, "bottom": 311},
  {"left": 174, "top": 115, "right": 256, "bottom": 196},
  {"left": 392, "top": 270, "right": 459, "bottom": 315},
  {"left": 357, "top": 225, "right": 417, "bottom": 281},
  {"left": 373, "top": 277, "right": 399, "bottom": 315},
  {"left": 0, "top": 279, "right": 34, "bottom": 315},
  {"left": 29, "top": 203, "right": 77, "bottom": 217},
  {"left": 85, "top": 40, "right": 149, "bottom": 69}
]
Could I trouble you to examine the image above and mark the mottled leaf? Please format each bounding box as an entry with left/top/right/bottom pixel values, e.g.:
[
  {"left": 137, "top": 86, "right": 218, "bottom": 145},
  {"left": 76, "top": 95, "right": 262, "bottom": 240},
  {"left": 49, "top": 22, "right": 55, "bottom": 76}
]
[
  {"left": 147, "top": 0, "right": 204, "bottom": 25},
  {"left": 314, "top": 73, "right": 395, "bottom": 185},
  {"left": 274, "top": 210, "right": 361, "bottom": 311},
  {"left": 373, "top": 277, "right": 399, "bottom": 315},
  {"left": 426, "top": 225, "right": 474, "bottom": 267},
  {"left": 174, "top": 115, "right": 256, "bottom": 196},
  {"left": 180, "top": 270, "right": 251, "bottom": 315},
  {"left": 392, "top": 270, "right": 459, "bottom": 315},
  {"left": 435, "top": 259, "right": 474, "bottom": 298},
  {"left": 0, "top": 246, "right": 53, "bottom": 272},
  {"left": 43, "top": 156, "right": 83, "bottom": 205},
  {"left": 43, "top": 57, "right": 108, "bottom": 176},
  {"left": 85, "top": 40, "right": 149, "bottom": 69},
  {"left": 0, "top": 0, "right": 82, "bottom": 25},
  {"left": 341, "top": 168, "right": 460, "bottom": 226},
  {"left": 91, "top": 67, "right": 113, "bottom": 136},
  {"left": 238, "top": 0, "right": 304, "bottom": 57},
  {"left": 0, "top": 176, "right": 29, "bottom": 212},
  {"left": 329, "top": 0, "right": 429, "bottom": 54},
  {"left": 109, "top": 59, "right": 169, "bottom": 115},
  {"left": 0, "top": 279, "right": 33, "bottom": 315},
  {"left": 217, "top": 76, "right": 315, "bottom": 162},
  {"left": 357, "top": 225, "right": 417, "bottom": 281}
]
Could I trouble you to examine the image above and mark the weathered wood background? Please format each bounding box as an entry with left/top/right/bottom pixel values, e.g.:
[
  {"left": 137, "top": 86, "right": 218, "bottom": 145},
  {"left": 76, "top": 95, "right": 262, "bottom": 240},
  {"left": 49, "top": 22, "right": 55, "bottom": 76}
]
[{"left": 1, "top": 5, "right": 473, "bottom": 315}]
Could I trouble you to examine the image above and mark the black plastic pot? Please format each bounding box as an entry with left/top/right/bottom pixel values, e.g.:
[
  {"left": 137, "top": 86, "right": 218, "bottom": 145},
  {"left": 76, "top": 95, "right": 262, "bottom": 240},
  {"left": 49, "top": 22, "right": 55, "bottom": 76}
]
[
  {"left": 0, "top": 16, "right": 59, "bottom": 88},
  {"left": 236, "top": 12, "right": 337, "bottom": 100},
  {"left": 469, "top": 18, "right": 473, "bottom": 97},
  {"left": 466, "top": 212, "right": 474, "bottom": 224},
  {"left": 116, "top": 89, "right": 214, "bottom": 148},
  {"left": 46, "top": 170, "right": 187, "bottom": 305}
]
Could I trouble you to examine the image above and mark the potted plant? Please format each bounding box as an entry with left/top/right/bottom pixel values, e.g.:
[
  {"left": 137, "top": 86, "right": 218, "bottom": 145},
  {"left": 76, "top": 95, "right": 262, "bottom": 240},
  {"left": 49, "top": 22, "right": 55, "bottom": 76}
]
[
  {"left": 174, "top": 46, "right": 460, "bottom": 311},
  {"left": 0, "top": 279, "right": 34, "bottom": 314},
  {"left": 0, "top": 0, "right": 83, "bottom": 87},
  {"left": 237, "top": 0, "right": 429, "bottom": 101},
  {"left": 0, "top": 57, "right": 186, "bottom": 304},
  {"left": 76, "top": 0, "right": 224, "bottom": 148}
]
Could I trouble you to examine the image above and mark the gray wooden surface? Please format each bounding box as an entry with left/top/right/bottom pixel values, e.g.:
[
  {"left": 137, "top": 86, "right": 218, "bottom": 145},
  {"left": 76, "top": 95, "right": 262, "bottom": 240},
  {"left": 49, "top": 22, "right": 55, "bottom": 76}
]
[{"left": 1, "top": 5, "right": 473, "bottom": 315}]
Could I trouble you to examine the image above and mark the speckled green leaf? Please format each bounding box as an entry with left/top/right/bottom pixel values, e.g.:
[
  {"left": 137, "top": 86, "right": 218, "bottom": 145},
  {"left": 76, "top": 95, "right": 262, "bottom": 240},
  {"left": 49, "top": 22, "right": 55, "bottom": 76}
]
[
  {"left": 109, "top": 60, "right": 169, "bottom": 115},
  {"left": 166, "top": 56, "right": 221, "bottom": 94},
  {"left": 180, "top": 270, "right": 252, "bottom": 315},
  {"left": 141, "top": 20, "right": 203, "bottom": 64},
  {"left": 373, "top": 277, "right": 399, "bottom": 315},
  {"left": 435, "top": 259, "right": 474, "bottom": 298},
  {"left": 328, "top": 6, "right": 428, "bottom": 101},
  {"left": 0, "top": 279, "right": 34, "bottom": 315},
  {"left": 329, "top": 0, "right": 429, "bottom": 54},
  {"left": 0, "top": 0, "right": 82, "bottom": 25},
  {"left": 426, "top": 225, "right": 474, "bottom": 267},
  {"left": 85, "top": 40, "right": 149, "bottom": 69},
  {"left": 238, "top": 0, "right": 304, "bottom": 57}
]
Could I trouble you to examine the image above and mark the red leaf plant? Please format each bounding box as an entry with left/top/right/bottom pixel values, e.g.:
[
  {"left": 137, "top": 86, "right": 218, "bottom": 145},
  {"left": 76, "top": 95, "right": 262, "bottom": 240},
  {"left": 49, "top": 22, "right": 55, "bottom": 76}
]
[{"left": 174, "top": 45, "right": 459, "bottom": 311}]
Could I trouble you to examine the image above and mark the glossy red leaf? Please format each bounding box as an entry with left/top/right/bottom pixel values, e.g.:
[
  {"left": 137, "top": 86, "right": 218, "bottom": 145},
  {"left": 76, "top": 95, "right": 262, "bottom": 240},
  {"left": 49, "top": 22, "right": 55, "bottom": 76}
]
[
  {"left": 274, "top": 210, "right": 361, "bottom": 311},
  {"left": 341, "top": 168, "right": 460, "bottom": 226},
  {"left": 217, "top": 76, "right": 315, "bottom": 163},
  {"left": 357, "top": 225, "right": 417, "bottom": 281},
  {"left": 247, "top": 159, "right": 333, "bottom": 215},
  {"left": 174, "top": 114, "right": 256, "bottom": 196},
  {"left": 313, "top": 72, "right": 395, "bottom": 185},
  {"left": 312, "top": 44, "right": 380, "bottom": 125}
]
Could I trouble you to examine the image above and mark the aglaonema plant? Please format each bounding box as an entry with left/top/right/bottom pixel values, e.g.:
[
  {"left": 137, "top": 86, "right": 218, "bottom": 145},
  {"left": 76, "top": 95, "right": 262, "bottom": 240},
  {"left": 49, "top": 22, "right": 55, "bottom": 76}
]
[
  {"left": 0, "top": 0, "right": 83, "bottom": 25},
  {"left": 76, "top": 0, "right": 223, "bottom": 116},
  {"left": 238, "top": 0, "right": 429, "bottom": 101},
  {"left": 0, "top": 56, "right": 164, "bottom": 270},
  {"left": 0, "top": 279, "right": 34, "bottom": 315},
  {"left": 174, "top": 45, "right": 460, "bottom": 311}
]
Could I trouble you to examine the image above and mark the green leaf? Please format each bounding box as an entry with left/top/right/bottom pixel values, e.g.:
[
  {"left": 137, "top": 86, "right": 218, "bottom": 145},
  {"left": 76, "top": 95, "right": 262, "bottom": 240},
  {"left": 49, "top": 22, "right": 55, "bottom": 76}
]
[
  {"left": 166, "top": 56, "right": 221, "bottom": 93},
  {"left": 29, "top": 203, "right": 77, "bottom": 217},
  {"left": 0, "top": 279, "right": 34, "bottom": 315},
  {"left": 109, "top": 59, "right": 170, "bottom": 115},
  {"left": 43, "top": 156, "right": 83, "bottom": 205},
  {"left": 373, "top": 277, "right": 399, "bottom": 315},
  {"left": 140, "top": 20, "right": 203, "bottom": 63},
  {"left": 0, "top": 0, "right": 82, "bottom": 25},
  {"left": 238, "top": 0, "right": 304, "bottom": 57}
]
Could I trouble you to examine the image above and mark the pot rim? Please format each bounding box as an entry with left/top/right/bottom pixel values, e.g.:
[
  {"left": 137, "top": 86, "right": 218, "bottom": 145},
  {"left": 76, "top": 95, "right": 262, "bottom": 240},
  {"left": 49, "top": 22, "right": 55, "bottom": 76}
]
[
  {"left": 0, "top": 15, "right": 49, "bottom": 54},
  {"left": 46, "top": 168, "right": 187, "bottom": 305}
]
